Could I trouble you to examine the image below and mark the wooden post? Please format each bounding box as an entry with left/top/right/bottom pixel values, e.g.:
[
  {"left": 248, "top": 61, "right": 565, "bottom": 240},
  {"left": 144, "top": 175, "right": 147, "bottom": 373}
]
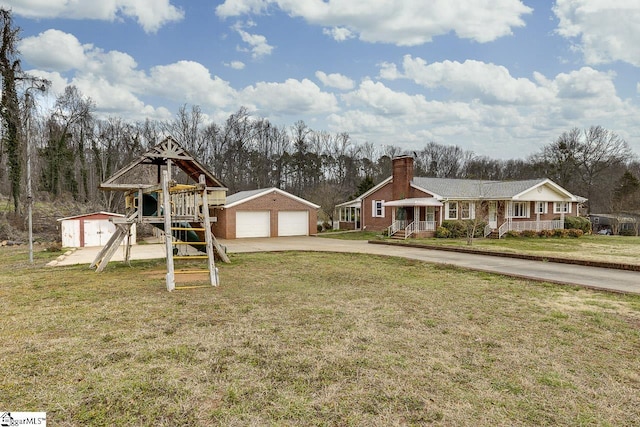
[{"left": 162, "top": 170, "right": 175, "bottom": 291}]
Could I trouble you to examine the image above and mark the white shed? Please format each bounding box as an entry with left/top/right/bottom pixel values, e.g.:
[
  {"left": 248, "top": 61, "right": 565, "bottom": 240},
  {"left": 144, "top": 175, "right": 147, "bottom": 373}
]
[{"left": 57, "top": 212, "right": 136, "bottom": 248}]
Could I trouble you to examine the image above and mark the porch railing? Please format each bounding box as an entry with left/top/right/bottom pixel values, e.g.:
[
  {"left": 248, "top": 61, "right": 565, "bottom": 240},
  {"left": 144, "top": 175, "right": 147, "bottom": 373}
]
[
  {"left": 405, "top": 221, "right": 436, "bottom": 238},
  {"left": 484, "top": 224, "right": 492, "bottom": 237},
  {"left": 508, "top": 220, "right": 563, "bottom": 232},
  {"left": 495, "top": 219, "right": 563, "bottom": 238},
  {"left": 387, "top": 220, "right": 407, "bottom": 236}
]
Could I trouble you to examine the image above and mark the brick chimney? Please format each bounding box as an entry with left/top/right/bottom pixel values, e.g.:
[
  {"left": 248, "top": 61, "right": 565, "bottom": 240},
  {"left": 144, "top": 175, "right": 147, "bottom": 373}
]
[{"left": 392, "top": 155, "right": 414, "bottom": 200}]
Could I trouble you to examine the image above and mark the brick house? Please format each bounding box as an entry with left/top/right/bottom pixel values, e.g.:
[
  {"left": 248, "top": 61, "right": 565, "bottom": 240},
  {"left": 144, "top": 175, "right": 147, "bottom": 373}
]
[
  {"left": 212, "top": 188, "right": 319, "bottom": 239},
  {"left": 336, "top": 155, "right": 584, "bottom": 238}
]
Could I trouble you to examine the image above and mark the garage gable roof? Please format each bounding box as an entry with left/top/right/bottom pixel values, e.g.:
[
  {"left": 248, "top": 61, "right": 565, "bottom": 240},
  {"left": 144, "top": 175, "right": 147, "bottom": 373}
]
[{"left": 225, "top": 187, "right": 320, "bottom": 209}]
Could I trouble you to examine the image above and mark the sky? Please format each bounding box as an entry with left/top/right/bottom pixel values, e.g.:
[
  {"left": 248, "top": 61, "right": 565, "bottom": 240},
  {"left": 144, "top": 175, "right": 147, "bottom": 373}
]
[{"left": 2, "top": 0, "right": 640, "bottom": 159}]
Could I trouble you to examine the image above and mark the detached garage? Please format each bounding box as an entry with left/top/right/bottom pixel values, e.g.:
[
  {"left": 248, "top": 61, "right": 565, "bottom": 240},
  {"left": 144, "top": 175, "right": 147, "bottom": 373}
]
[
  {"left": 211, "top": 188, "right": 320, "bottom": 239},
  {"left": 58, "top": 212, "right": 137, "bottom": 248}
]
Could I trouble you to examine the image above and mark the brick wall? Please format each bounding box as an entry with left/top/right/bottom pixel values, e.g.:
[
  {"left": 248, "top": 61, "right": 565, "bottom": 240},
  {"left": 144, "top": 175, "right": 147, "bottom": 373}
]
[{"left": 211, "top": 190, "right": 317, "bottom": 239}]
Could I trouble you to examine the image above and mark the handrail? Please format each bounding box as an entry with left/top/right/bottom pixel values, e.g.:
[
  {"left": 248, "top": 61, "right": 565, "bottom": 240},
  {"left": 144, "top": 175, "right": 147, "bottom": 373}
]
[
  {"left": 484, "top": 224, "right": 492, "bottom": 237},
  {"left": 498, "top": 222, "right": 509, "bottom": 238},
  {"left": 405, "top": 221, "right": 416, "bottom": 239},
  {"left": 387, "top": 220, "right": 407, "bottom": 236}
]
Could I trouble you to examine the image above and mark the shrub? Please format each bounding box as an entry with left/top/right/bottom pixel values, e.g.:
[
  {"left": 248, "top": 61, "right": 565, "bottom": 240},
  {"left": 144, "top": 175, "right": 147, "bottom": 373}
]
[
  {"left": 317, "top": 224, "right": 323, "bottom": 233},
  {"left": 467, "top": 220, "right": 487, "bottom": 238},
  {"left": 554, "top": 229, "right": 569, "bottom": 238},
  {"left": 505, "top": 230, "right": 520, "bottom": 238},
  {"left": 521, "top": 230, "right": 538, "bottom": 238},
  {"left": 435, "top": 227, "right": 451, "bottom": 238},
  {"left": 538, "top": 229, "right": 555, "bottom": 238},
  {"left": 46, "top": 242, "right": 62, "bottom": 252},
  {"left": 564, "top": 216, "right": 591, "bottom": 234},
  {"left": 620, "top": 228, "right": 638, "bottom": 236},
  {"left": 567, "top": 228, "right": 584, "bottom": 238},
  {"left": 441, "top": 220, "right": 465, "bottom": 238},
  {"left": 322, "top": 221, "right": 331, "bottom": 231}
]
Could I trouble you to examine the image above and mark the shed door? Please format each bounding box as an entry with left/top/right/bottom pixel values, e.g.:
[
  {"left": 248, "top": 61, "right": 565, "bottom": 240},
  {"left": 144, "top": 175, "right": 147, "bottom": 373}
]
[
  {"left": 278, "top": 211, "right": 309, "bottom": 236},
  {"left": 84, "top": 220, "right": 116, "bottom": 247},
  {"left": 236, "top": 211, "right": 271, "bottom": 238}
]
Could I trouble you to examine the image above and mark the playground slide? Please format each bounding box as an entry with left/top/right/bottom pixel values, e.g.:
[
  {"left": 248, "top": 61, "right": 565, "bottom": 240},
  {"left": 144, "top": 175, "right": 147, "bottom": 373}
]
[{"left": 142, "top": 193, "right": 207, "bottom": 253}]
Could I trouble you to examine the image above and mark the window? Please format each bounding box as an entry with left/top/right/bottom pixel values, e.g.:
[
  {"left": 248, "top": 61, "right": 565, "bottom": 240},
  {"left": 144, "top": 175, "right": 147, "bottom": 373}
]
[
  {"left": 426, "top": 206, "right": 435, "bottom": 222},
  {"left": 554, "top": 202, "right": 571, "bottom": 213},
  {"left": 460, "top": 202, "right": 474, "bottom": 219},
  {"left": 511, "top": 201, "right": 529, "bottom": 218},
  {"left": 446, "top": 202, "right": 458, "bottom": 220},
  {"left": 535, "top": 202, "right": 548, "bottom": 214},
  {"left": 372, "top": 200, "right": 385, "bottom": 218}
]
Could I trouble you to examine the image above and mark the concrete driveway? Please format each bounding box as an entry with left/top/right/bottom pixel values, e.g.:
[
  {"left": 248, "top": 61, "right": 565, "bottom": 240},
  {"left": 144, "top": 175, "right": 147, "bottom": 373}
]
[{"left": 51, "top": 236, "right": 640, "bottom": 294}]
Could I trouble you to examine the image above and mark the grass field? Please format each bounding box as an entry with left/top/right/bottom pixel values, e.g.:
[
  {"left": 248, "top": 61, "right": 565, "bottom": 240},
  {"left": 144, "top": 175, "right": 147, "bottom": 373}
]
[
  {"left": 2, "top": 246, "right": 640, "bottom": 426},
  {"left": 321, "top": 232, "right": 640, "bottom": 266}
]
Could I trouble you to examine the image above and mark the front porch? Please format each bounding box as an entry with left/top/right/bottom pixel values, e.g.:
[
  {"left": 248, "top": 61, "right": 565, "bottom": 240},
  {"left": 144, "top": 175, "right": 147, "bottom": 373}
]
[{"left": 384, "top": 198, "right": 443, "bottom": 239}]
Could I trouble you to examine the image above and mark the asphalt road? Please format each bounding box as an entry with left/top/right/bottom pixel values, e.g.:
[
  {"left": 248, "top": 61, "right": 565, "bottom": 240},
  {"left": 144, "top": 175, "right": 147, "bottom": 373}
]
[{"left": 49, "top": 236, "right": 640, "bottom": 294}]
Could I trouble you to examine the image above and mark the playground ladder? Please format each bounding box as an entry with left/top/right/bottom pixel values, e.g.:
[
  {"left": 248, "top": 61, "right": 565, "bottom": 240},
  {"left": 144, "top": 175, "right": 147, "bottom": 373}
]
[{"left": 164, "top": 173, "right": 229, "bottom": 291}]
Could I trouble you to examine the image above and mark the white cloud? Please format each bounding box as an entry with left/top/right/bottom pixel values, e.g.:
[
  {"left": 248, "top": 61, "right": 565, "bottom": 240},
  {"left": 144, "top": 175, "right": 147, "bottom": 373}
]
[
  {"left": 216, "top": 0, "right": 532, "bottom": 45},
  {"left": 231, "top": 22, "right": 274, "bottom": 58},
  {"left": 235, "top": 29, "right": 274, "bottom": 58},
  {"left": 241, "top": 78, "right": 338, "bottom": 116},
  {"left": 148, "top": 61, "right": 237, "bottom": 107},
  {"left": 19, "top": 30, "right": 88, "bottom": 72},
  {"left": 322, "top": 27, "right": 354, "bottom": 42},
  {"left": 1, "top": 0, "right": 184, "bottom": 33},
  {"left": 386, "top": 56, "right": 552, "bottom": 104},
  {"left": 225, "top": 61, "right": 246, "bottom": 70},
  {"left": 315, "top": 71, "right": 354, "bottom": 90},
  {"left": 554, "top": 0, "right": 640, "bottom": 66}
]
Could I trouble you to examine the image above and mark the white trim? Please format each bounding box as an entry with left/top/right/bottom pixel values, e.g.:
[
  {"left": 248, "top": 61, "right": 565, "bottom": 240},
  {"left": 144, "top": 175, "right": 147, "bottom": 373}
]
[
  {"left": 460, "top": 201, "right": 474, "bottom": 220},
  {"left": 372, "top": 200, "right": 385, "bottom": 218},
  {"left": 57, "top": 211, "right": 125, "bottom": 222},
  {"left": 512, "top": 179, "right": 577, "bottom": 201},
  {"left": 534, "top": 201, "right": 548, "bottom": 214},
  {"left": 510, "top": 201, "right": 530, "bottom": 218},
  {"left": 553, "top": 201, "right": 572, "bottom": 214},
  {"left": 445, "top": 201, "right": 458, "bottom": 220}
]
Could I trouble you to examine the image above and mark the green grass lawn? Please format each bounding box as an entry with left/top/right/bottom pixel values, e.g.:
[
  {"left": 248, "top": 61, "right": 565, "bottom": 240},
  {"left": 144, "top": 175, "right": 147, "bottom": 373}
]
[
  {"left": 323, "top": 232, "right": 640, "bottom": 265},
  {"left": 2, "top": 246, "right": 640, "bottom": 425}
]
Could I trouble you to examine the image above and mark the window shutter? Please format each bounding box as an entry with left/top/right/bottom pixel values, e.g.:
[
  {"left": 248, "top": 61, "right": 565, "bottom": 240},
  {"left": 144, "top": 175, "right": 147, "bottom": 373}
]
[
  {"left": 381, "top": 200, "right": 385, "bottom": 218},
  {"left": 371, "top": 200, "right": 376, "bottom": 217}
]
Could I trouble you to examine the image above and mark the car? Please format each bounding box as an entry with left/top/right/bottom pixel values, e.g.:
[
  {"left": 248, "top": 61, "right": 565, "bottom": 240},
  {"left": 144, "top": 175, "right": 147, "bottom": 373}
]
[{"left": 597, "top": 228, "right": 612, "bottom": 235}]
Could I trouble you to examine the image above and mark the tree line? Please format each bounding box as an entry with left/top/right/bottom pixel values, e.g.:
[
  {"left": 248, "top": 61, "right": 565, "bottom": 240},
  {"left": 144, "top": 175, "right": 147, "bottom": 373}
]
[{"left": 1, "top": 9, "right": 639, "bottom": 223}]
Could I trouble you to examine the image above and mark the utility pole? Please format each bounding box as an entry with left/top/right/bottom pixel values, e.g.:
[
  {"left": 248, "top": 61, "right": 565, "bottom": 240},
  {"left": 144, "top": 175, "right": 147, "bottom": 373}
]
[{"left": 24, "top": 82, "right": 47, "bottom": 263}]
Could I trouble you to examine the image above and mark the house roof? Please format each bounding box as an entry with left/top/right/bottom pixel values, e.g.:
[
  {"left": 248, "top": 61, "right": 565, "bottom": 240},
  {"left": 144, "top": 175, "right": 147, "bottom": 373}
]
[
  {"left": 224, "top": 187, "right": 320, "bottom": 209},
  {"left": 411, "top": 177, "right": 579, "bottom": 201},
  {"left": 335, "top": 198, "right": 362, "bottom": 208},
  {"left": 57, "top": 211, "right": 124, "bottom": 222}
]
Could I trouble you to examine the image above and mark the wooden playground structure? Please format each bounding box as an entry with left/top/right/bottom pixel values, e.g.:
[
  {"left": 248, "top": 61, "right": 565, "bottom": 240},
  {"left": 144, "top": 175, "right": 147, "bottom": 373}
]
[{"left": 91, "top": 137, "right": 230, "bottom": 291}]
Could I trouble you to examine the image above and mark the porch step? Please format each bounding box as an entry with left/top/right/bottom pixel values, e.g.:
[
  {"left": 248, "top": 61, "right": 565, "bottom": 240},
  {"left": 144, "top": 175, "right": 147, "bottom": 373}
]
[
  {"left": 487, "top": 231, "right": 500, "bottom": 239},
  {"left": 391, "top": 230, "right": 407, "bottom": 240}
]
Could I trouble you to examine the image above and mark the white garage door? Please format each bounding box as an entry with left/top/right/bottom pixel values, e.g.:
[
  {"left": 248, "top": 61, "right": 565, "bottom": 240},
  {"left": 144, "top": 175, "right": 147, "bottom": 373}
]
[
  {"left": 236, "top": 211, "right": 271, "bottom": 238},
  {"left": 278, "top": 211, "right": 309, "bottom": 236}
]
